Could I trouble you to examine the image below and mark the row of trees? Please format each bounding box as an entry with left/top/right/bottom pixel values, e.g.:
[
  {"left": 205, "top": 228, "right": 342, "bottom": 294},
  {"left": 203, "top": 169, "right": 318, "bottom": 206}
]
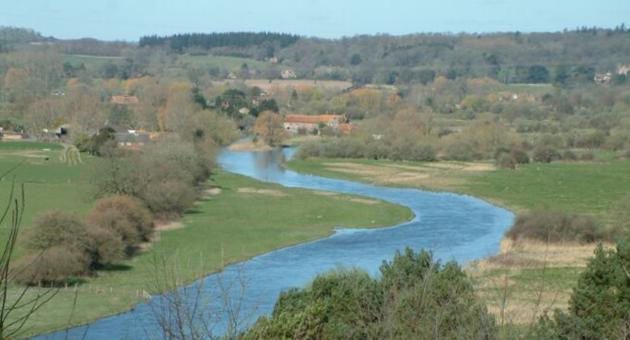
[
  {"left": 13, "top": 132, "right": 227, "bottom": 286},
  {"left": 5, "top": 26, "right": 630, "bottom": 86},
  {"left": 139, "top": 32, "right": 300, "bottom": 52}
]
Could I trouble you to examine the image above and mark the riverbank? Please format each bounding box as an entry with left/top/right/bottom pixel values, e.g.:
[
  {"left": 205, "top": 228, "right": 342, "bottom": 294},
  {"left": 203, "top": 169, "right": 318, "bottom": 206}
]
[
  {"left": 13, "top": 169, "right": 412, "bottom": 337},
  {"left": 285, "top": 157, "right": 630, "bottom": 327}
]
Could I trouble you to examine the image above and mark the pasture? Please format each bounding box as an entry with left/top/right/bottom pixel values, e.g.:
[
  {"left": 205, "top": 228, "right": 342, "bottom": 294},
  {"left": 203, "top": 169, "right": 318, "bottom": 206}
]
[{"left": 0, "top": 141, "right": 412, "bottom": 336}]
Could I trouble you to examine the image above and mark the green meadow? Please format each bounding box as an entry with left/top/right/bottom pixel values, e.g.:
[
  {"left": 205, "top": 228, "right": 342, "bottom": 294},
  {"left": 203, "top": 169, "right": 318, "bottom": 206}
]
[
  {"left": 287, "top": 157, "right": 630, "bottom": 219},
  {"left": 0, "top": 141, "right": 412, "bottom": 336}
]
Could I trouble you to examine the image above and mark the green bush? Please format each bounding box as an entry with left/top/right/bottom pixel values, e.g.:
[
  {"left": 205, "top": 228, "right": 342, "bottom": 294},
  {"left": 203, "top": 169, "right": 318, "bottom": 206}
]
[
  {"left": 243, "top": 248, "right": 496, "bottom": 339},
  {"left": 533, "top": 238, "right": 630, "bottom": 339}
]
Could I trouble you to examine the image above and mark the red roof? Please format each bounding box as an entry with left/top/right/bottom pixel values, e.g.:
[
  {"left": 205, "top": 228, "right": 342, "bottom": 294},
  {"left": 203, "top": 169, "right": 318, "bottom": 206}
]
[
  {"left": 338, "top": 123, "right": 353, "bottom": 134},
  {"left": 284, "top": 114, "right": 345, "bottom": 124}
]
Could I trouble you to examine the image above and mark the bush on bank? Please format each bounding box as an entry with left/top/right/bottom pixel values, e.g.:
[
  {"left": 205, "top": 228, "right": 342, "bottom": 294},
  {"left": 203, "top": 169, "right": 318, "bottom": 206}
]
[
  {"left": 506, "top": 210, "right": 609, "bottom": 243},
  {"left": 243, "top": 248, "right": 496, "bottom": 339}
]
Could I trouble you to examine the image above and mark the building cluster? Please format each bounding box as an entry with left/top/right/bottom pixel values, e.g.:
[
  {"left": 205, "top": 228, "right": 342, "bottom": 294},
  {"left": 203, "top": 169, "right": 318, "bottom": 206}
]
[
  {"left": 283, "top": 114, "right": 352, "bottom": 135},
  {"left": 594, "top": 64, "right": 630, "bottom": 84}
]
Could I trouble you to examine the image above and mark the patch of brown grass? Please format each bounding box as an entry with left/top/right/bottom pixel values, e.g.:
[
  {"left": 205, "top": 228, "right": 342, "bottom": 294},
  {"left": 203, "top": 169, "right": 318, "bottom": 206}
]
[
  {"left": 469, "top": 239, "right": 610, "bottom": 325},
  {"left": 237, "top": 187, "right": 289, "bottom": 197},
  {"left": 322, "top": 160, "right": 493, "bottom": 191}
]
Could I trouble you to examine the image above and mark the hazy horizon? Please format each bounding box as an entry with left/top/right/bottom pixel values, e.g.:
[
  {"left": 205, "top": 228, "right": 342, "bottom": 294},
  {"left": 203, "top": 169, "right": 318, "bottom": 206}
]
[{"left": 1, "top": 0, "right": 629, "bottom": 41}]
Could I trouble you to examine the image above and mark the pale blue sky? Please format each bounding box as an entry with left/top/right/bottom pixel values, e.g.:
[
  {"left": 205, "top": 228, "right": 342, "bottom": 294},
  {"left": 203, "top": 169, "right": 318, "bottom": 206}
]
[{"left": 1, "top": 0, "right": 629, "bottom": 41}]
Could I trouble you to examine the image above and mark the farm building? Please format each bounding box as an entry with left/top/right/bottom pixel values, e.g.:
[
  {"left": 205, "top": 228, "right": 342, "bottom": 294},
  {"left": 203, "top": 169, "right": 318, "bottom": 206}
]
[
  {"left": 114, "top": 130, "right": 150, "bottom": 148},
  {"left": 281, "top": 69, "right": 297, "bottom": 79},
  {"left": 283, "top": 114, "right": 348, "bottom": 135}
]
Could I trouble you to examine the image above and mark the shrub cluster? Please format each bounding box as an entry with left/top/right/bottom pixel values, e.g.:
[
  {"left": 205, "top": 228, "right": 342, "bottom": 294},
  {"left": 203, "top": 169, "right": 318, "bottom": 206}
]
[
  {"left": 297, "top": 138, "right": 437, "bottom": 162},
  {"left": 532, "top": 146, "right": 562, "bottom": 163},
  {"left": 494, "top": 147, "right": 530, "bottom": 169},
  {"left": 94, "top": 136, "right": 213, "bottom": 218},
  {"left": 506, "top": 210, "right": 609, "bottom": 243},
  {"left": 243, "top": 248, "right": 495, "bottom": 339},
  {"left": 15, "top": 196, "right": 154, "bottom": 285}
]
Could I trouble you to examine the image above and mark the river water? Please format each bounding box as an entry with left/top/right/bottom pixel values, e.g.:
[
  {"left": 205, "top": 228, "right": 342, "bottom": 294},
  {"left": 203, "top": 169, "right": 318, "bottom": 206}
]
[{"left": 39, "top": 148, "right": 513, "bottom": 339}]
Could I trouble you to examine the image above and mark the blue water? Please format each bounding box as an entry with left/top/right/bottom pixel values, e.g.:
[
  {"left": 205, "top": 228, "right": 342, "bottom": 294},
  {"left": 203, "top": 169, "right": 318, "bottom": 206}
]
[{"left": 39, "top": 148, "right": 513, "bottom": 339}]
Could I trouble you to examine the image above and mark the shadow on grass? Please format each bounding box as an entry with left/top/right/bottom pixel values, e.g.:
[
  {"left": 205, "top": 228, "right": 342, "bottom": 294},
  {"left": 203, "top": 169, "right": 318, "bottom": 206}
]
[{"left": 98, "top": 263, "right": 133, "bottom": 272}]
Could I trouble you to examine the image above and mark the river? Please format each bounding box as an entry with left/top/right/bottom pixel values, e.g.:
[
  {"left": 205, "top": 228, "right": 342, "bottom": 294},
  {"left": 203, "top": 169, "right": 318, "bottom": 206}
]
[{"left": 39, "top": 148, "right": 513, "bottom": 339}]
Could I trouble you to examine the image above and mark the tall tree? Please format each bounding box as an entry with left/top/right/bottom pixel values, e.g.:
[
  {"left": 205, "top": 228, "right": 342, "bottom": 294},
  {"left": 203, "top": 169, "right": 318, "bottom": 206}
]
[{"left": 253, "top": 111, "right": 285, "bottom": 146}]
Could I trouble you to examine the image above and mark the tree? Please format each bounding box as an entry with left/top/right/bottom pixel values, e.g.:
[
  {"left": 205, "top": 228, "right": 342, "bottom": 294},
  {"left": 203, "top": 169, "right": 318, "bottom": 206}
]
[
  {"left": 526, "top": 65, "right": 550, "bottom": 83},
  {"left": 17, "top": 210, "right": 92, "bottom": 285},
  {"left": 23, "top": 97, "right": 63, "bottom": 138},
  {"left": 535, "top": 238, "right": 630, "bottom": 338},
  {"left": 253, "top": 111, "right": 286, "bottom": 146},
  {"left": 244, "top": 248, "right": 496, "bottom": 339},
  {"left": 0, "top": 181, "right": 57, "bottom": 338},
  {"left": 350, "top": 53, "right": 363, "bottom": 66},
  {"left": 86, "top": 195, "right": 154, "bottom": 256},
  {"left": 28, "top": 210, "right": 89, "bottom": 252}
]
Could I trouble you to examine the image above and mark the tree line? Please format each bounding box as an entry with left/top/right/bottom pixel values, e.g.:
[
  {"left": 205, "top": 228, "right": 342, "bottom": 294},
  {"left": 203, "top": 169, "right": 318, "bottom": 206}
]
[{"left": 139, "top": 32, "right": 301, "bottom": 51}]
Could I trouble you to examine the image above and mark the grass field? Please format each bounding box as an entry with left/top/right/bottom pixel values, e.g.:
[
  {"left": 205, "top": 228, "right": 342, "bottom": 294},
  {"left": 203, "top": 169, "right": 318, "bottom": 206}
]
[
  {"left": 465, "top": 161, "right": 630, "bottom": 220},
  {"left": 0, "top": 141, "right": 95, "bottom": 258},
  {"left": 285, "top": 156, "right": 630, "bottom": 327},
  {"left": 63, "top": 54, "right": 124, "bottom": 73},
  {"left": 0, "top": 141, "right": 412, "bottom": 336},
  {"left": 176, "top": 54, "right": 267, "bottom": 71},
  {"left": 287, "top": 157, "right": 630, "bottom": 218}
]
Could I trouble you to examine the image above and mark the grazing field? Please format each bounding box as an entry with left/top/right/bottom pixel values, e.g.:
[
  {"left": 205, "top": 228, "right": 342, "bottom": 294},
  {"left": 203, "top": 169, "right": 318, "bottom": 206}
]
[
  {"left": 287, "top": 157, "right": 630, "bottom": 218},
  {"left": 0, "top": 141, "right": 412, "bottom": 336},
  {"left": 176, "top": 54, "right": 267, "bottom": 70},
  {"left": 286, "top": 156, "right": 630, "bottom": 327},
  {"left": 0, "top": 141, "right": 95, "bottom": 259},
  {"left": 213, "top": 79, "right": 354, "bottom": 93},
  {"left": 63, "top": 54, "right": 124, "bottom": 73},
  {"left": 465, "top": 161, "right": 630, "bottom": 220}
]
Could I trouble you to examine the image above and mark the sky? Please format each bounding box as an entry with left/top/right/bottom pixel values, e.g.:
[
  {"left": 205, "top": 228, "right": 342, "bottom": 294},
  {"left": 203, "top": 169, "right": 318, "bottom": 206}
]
[{"left": 1, "top": 0, "right": 629, "bottom": 41}]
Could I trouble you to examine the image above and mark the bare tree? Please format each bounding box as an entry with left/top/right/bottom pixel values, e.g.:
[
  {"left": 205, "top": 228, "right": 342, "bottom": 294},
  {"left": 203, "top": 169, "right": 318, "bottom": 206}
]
[
  {"left": 145, "top": 256, "right": 259, "bottom": 340},
  {"left": 0, "top": 180, "right": 58, "bottom": 339}
]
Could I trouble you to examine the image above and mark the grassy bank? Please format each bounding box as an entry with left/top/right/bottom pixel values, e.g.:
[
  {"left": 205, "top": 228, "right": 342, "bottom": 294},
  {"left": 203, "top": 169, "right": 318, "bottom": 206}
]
[
  {"left": 286, "top": 156, "right": 630, "bottom": 327},
  {"left": 288, "top": 157, "right": 630, "bottom": 218},
  {"left": 1, "top": 142, "right": 412, "bottom": 336}
]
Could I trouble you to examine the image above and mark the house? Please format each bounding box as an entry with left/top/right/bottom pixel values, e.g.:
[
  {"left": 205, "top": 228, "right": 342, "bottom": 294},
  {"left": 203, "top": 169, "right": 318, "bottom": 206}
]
[
  {"left": 283, "top": 114, "right": 347, "bottom": 135},
  {"left": 617, "top": 64, "right": 630, "bottom": 76},
  {"left": 111, "top": 95, "right": 139, "bottom": 105},
  {"left": 281, "top": 69, "right": 297, "bottom": 79},
  {"left": 594, "top": 72, "right": 613, "bottom": 84},
  {"left": 114, "top": 130, "right": 150, "bottom": 148}
]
